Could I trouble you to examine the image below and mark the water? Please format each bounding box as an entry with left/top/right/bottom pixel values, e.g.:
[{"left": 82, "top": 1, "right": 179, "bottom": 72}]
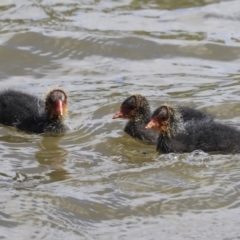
[{"left": 1, "top": 0, "right": 240, "bottom": 239}]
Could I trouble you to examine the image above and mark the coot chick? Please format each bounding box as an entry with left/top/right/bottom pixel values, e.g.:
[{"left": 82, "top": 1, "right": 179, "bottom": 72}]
[
  {"left": 113, "top": 94, "right": 158, "bottom": 144},
  {"left": 112, "top": 94, "right": 212, "bottom": 145},
  {"left": 146, "top": 104, "right": 240, "bottom": 154},
  {"left": 0, "top": 88, "right": 69, "bottom": 134}
]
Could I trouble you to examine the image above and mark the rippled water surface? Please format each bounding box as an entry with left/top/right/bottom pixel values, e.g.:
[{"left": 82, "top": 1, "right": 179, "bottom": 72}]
[{"left": 1, "top": 0, "right": 240, "bottom": 239}]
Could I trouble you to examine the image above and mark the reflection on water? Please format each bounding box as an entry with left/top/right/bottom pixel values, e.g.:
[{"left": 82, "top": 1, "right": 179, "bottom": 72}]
[
  {"left": 1, "top": 0, "right": 240, "bottom": 239},
  {"left": 35, "top": 136, "right": 69, "bottom": 182}
]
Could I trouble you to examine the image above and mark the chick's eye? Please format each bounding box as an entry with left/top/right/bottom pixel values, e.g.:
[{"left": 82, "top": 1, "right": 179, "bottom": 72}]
[
  {"left": 160, "top": 115, "right": 167, "bottom": 121},
  {"left": 123, "top": 103, "right": 135, "bottom": 110},
  {"left": 127, "top": 105, "right": 136, "bottom": 110}
]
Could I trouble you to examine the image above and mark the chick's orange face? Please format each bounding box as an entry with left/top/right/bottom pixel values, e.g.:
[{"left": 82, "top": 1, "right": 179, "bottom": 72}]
[
  {"left": 146, "top": 106, "right": 170, "bottom": 133},
  {"left": 112, "top": 96, "right": 138, "bottom": 120},
  {"left": 47, "top": 90, "right": 68, "bottom": 117}
]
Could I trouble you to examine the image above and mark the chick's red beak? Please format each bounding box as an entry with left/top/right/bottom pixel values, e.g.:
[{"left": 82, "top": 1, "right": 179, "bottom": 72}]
[
  {"left": 112, "top": 110, "right": 123, "bottom": 119},
  {"left": 145, "top": 119, "right": 157, "bottom": 129},
  {"left": 55, "top": 99, "right": 63, "bottom": 116}
]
